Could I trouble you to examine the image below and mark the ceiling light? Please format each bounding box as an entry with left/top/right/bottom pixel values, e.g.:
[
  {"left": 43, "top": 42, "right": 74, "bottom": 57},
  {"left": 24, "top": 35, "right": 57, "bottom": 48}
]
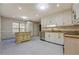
[
  {"left": 40, "top": 6, "right": 46, "bottom": 10},
  {"left": 57, "top": 4, "right": 60, "bottom": 7},
  {"left": 18, "top": 7, "right": 22, "bottom": 10},
  {"left": 37, "top": 3, "right": 48, "bottom": 10},
  {"left": 21, "top": 16, "right": 28, "bottom": 19}
]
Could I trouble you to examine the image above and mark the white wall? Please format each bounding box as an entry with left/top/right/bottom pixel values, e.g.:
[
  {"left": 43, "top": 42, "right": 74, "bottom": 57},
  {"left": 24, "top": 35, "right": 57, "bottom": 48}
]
[
  {"left": 0, "top": 16, "right": 1, "bottom": 42},
  {"left": 1, "top": 17, "right": 40, "bottom": 40},
  {"left": 41, "top": 9, "right": 72, "bottom": 45},
  {"left": 1, "top": 17, "right": 33, "bottom": 39},
  {"left": 1, "top": 17, "right": 20, "bottom": 39}
]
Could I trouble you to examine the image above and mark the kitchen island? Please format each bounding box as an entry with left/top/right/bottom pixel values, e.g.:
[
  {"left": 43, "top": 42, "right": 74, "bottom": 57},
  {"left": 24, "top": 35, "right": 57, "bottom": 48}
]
[{"left": 15, "top": 32, "right": 31, "bottom": 43}]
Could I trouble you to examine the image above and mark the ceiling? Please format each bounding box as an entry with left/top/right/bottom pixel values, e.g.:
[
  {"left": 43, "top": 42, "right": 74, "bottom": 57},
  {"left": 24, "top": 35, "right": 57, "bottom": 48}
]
[{"left": 0, "top": 3, "right": 72, "bottom": 22}]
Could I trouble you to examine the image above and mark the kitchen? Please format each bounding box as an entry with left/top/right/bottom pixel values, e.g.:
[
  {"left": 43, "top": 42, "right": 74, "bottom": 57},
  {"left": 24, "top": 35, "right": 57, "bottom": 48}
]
[{"left": 0, "top": 3, "right": 79, "bottom": 55}]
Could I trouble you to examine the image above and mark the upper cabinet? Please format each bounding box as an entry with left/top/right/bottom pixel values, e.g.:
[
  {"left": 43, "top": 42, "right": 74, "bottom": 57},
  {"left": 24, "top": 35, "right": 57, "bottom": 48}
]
[
  {"left": 56, "top": 10, "right": 73, "bottom": 26},
  {"left": 73, "top": 4, "right": 79, "bottom": 24},
  {"left": 63, "top": 10, "right": 73, "bottom": 26},
  {"left": 41, "top": 10, "right": 73, "bottom": 28}
]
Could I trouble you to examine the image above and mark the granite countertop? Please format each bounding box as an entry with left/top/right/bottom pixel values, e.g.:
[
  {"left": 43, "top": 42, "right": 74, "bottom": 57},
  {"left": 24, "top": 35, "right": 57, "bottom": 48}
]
[
  {"left": 42, "top": 28, "right": 79, "bottom": 33},
  {"left": 64, "top": 34, "right": 79, "bottom": 38},
  {"left": 42, "top": 25, "right": 79, "bottom": 38},
  {"left": 42, "top": 25, "right": 79, "bottom": 32}
]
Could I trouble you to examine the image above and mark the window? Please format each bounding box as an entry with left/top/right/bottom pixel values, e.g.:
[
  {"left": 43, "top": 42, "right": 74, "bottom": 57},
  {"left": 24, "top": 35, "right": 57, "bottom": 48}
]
[
  {"left": 20, "top": 23, "right": 25, "bottom": 32},
  {"left": 12, "top": 22, "right": 19, "bottom": 33},
  {"left": 12, "top": 22, "right": 25, "bottom": 33}
]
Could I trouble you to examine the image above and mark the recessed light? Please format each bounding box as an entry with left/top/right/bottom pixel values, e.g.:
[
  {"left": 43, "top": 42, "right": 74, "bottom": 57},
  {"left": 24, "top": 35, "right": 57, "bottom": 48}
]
[
  {"left": 18, "top": 7, "right": 22, "bottom": 10},
  {"left": 57, "top": 4, "right": 60, "bottom": 7},
  {"left": 37, "top": 3, "right": 48, "bottom": 10},
  {"left": 21, "top": 16, "right": 28, "bottom": 19}
]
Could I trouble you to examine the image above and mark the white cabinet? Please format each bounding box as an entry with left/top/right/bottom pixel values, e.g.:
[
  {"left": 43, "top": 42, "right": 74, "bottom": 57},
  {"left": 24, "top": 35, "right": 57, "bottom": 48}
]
[
  {"left": 41, "top": 10, "right": 73, "bottom": 27},
  {"left": 45, "top": 32, "right": 50, "bottom": 41},
  {"left": 45, "top": 32, "right": 64, "bottom": 45},
  {"left": 51, "top": 33, "right": 64, "bottom": 45},
  {"left": 41, "top": 17, "right": 47, "bottom": 27},
  {"left": 55, "top": 14, "right": 64, "bottom": 26},
  {"left": 73, "top": 4, "right": 79, "bottom": 19},
  {"left": 63, "top": 10, "right": 73, "bottom": 26},
  {"left": 47, "top": 18, "right": 57, "bottom": 27},
  {"left": 73, "top": 4, "right": 79, "bottom": 24},
  {"left": 55, "top": 10, "right": 72, "bottom": 26}
]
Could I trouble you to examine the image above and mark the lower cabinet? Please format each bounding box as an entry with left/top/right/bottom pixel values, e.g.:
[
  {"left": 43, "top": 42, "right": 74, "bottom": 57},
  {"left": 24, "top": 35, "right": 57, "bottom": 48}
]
[
  {"left": 15, "top": 32, "right": 31, "bottom": 43},
  {"left": 64, "top": 37, "right": 79, "bottom": 55},
  {"left": 45, "top": 32, "right": 64, "bottom": 45}
]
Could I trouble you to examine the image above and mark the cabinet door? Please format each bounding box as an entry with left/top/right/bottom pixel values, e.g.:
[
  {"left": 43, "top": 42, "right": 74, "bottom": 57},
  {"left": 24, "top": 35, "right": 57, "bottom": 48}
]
[
  {"left": 55, "top": 10, "right": 72, "bottom": 26},
  {"left": 63, "top": 11, "right": 72, "bottom": 26},
  {"left": 45, "top": 32, "right": 64, "bottom": 45},
  {"left": 64, "top": 37, "right": 79, "bottom": 55},
  {"left": 46, "top": 16, "right": 57, "bottom": 27},
  {"left": 50, "top": 33, "right": 64, "bottom": 45},
  {"left": 55, "top": 14, "right": 63, "bottom": 26},
  {"left": 73, "top": 4, "right": 79, "bottom": 19},
  {"left": 49, "top": 33, "right": 58, "bottom": 43},
  {"left": 45, "top": 32, "right": 50, "bottom": 41},
  {"left": 73, "top": 4, "right": 79, "bottom": 24}
]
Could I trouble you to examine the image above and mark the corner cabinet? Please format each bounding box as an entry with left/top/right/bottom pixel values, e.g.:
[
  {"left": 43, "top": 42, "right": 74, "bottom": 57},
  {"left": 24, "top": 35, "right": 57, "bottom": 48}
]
[{"left": 73, "top": 4, "right": 79, "bottom": 24}]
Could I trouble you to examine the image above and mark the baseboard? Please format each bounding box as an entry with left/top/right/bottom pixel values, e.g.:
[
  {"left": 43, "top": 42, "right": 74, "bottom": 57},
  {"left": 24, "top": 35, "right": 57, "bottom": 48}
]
[{"left": 40, "top": 39, "right": 64, "bottom": 46}]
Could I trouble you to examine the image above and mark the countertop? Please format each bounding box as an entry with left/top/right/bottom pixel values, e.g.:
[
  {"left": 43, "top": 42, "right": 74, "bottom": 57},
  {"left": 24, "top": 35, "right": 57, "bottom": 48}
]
[
  {"left": 42, "top": 25, "right": 79, "bottom": 32},
  {"left": 42, "top": 25, "right": 79, "bottom": 38},
  {"left": 64, "top": 34, "right": 79, "bottom": 38},
  {"left": 42, "top": 28, "right": 79, "bottom": 32}
]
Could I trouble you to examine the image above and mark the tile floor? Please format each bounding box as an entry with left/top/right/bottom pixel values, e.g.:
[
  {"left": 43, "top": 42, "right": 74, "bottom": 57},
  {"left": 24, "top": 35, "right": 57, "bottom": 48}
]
[{"left": 0, "top": 37, "right": 63, "bottom": 55}]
